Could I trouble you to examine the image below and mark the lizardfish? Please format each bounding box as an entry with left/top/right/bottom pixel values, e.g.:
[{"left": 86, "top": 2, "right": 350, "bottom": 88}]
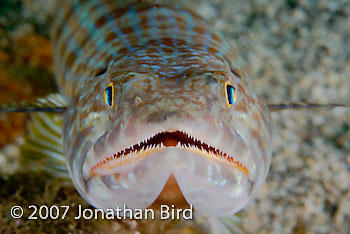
[{"left": 0, "top": 0, "right": 346, "bottom": 233}]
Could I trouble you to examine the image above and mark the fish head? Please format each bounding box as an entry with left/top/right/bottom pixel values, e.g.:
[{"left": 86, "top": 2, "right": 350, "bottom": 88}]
[{"left": 63, "top": 68, "right": 273, "bottom": 217}]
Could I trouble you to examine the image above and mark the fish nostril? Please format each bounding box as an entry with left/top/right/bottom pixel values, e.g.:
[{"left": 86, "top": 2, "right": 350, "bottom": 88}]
[
  {"left": 147, "top": 111, "right": 178, "bottom": 122},
  {"left": 95, "top": 66, "right": 108, "bottom": 76}
]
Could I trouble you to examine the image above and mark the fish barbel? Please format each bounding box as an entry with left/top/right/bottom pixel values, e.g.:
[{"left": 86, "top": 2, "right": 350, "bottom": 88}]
[{"left": 51, "top": 0, "right": 273, "bottom": 219}]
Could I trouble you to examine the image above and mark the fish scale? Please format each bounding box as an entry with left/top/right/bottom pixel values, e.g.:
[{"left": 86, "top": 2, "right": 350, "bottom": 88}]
[{"left": 52, "top": 0, "right": 242, "bottom": 97}]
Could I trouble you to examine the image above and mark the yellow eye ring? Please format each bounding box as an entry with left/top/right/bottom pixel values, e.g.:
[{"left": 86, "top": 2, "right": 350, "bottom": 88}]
[
  {"left": 104, "top": 82, "right": 114, "bottom": 109},
  {"left": 225, "top": 81, "right": 237, "bottom": 107}
]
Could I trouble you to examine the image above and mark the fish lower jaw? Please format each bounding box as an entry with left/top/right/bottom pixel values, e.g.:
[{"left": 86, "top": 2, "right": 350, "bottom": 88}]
[
  {"left": 83, "top": 151, "right": 253, "bottom": 217},
  {"left": 88, "top": 130, "right": 249, "bottom": 177}
]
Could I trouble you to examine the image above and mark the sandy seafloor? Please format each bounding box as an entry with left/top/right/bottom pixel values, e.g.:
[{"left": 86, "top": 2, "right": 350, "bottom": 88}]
[{"left": 0, "top": 0, "right": 349, "bottom": 233}]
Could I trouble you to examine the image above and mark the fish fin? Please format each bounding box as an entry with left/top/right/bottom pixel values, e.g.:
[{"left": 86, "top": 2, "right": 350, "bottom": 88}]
[
  {"left": 0, "top": 93, "right": 67, "bottom": 113},
  {"left": 208, "top": 215, "right": 244, "bottom": 234},
  {"left": 19, "top": 93, "right": 70, "bottom": 180},
  {"left": 267, "top": 103, "right": 348, "bottom": 111}
]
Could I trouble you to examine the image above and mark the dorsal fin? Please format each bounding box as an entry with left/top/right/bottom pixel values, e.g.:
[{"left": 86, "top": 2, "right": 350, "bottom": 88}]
[
  {"left": 0, "top": 93, "right": 67, "bottom": 113},
  {"left": 267, "top": 103, "right": 348, "bottom": 112}
]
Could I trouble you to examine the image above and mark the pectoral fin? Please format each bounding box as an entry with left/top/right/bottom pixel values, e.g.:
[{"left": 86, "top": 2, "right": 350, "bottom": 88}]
[{"left": 18, "top": 93, "right": 70, "bottom": 180}]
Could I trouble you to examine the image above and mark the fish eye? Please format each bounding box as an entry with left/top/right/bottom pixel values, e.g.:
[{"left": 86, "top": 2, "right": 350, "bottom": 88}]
[
  {"left": 104, "top": 82, "right": 114, "bottom": 108},
  {"left": 225, "top": 81, "right": 237, "bottom": 107}
]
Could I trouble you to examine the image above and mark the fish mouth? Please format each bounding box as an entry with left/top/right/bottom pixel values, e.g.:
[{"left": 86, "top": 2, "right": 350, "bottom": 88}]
[{"left": 89, "top": 130, "right": 249, "bottom": 177}]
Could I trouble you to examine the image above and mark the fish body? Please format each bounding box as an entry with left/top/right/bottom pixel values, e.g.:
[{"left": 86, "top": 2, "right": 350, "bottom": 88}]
[{"left": 52, "top": 0, "right": 272, "bottom": 229}]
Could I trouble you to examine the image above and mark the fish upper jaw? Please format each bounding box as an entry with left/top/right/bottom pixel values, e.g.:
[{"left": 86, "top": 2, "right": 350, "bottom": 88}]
[{"left": 82, "top": 119, "right": 256, "bottom": 182}]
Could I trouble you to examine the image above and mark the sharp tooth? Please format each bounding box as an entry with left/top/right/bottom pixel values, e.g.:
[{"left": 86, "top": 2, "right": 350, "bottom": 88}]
[
  {"left": 201, "top": 140, "right": 203, "bottom": 144},
  {"left": 160, "top": 142, "right": 164, "bottom": 147},
  {"left": 176, "top": 141, "right": 181, "bottom": 146}
]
